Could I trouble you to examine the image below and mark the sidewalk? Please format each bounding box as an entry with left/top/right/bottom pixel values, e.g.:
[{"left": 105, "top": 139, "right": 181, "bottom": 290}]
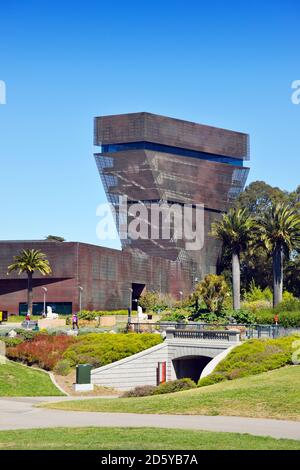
[{"left": 0, "top": 397, "right": 299, "bottom": 440}]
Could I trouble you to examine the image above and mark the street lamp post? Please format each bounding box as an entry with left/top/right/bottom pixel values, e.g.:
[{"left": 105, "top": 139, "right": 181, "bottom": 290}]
[
  {"left": 128, "top": 288, "right": 133, "bottom": 325},
  {"left": 41, "top": 287, "right": 48, "bottom": 317},
  {"left": 179, "top": 291, "right": 183, "bottom": 303},
  {"left": 78, "top": 286, "right": 83, "bottom": 313}
]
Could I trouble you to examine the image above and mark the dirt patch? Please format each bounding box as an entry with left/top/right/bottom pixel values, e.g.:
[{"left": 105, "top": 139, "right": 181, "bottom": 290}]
[{"left": 54, "top": 370, "right": 120, "bottom": 397}]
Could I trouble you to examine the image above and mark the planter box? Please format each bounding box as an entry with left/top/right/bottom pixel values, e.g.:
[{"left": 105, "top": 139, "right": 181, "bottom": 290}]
[
  {"left": 38, "top": 319, "right": 66, "bottom": 329},
  {"left": 100, "top": 316, "right": 117, "bottom": 327}
]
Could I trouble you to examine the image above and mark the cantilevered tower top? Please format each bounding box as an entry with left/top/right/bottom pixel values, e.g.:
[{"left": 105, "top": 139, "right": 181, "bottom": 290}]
[{"left": 94, "top": 112, "right": 249, "bottom": 160}]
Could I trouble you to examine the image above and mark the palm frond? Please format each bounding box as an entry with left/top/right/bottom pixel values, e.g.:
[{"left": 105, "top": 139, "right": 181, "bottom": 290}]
[{"left": 7, "top": 249, "right": 52, "bottom": 276}]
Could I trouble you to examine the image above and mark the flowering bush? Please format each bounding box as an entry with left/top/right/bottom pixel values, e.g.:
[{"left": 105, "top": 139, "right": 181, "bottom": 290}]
[{"left": 6, "top": 333, "right": 76, "bottom": 370}]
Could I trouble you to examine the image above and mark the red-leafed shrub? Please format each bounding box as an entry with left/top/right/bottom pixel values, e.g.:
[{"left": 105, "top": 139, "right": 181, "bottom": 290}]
[{"left": 6, "top": 334, "right": 77, "bottom": 370}]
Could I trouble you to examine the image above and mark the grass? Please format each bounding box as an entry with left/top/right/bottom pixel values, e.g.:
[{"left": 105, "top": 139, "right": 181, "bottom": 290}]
[
  {"left": 6, "top": 315, "right": 40, "bottom": 323},
  {"left": 0, "top": 427, "right": 299, "bottom": 450},
  {"left": 44, "top": 366, "right": 300, "bottom": 420},
  {"left": 0, "top": 360, "right": 63, "bottom": 396}
]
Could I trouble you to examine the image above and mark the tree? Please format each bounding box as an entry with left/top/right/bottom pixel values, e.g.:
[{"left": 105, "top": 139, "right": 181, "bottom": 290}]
[
  {"left": 46, "top": 235, "right": 65, "bottom": 242},
  {"left": 138, "top": 291, "right": 160, "bottom": 312},
  {"left": 235, "top": 181, "right": 288, "bottom": 216},
  {"left": 7, "top": 249, "right": 52, "bottom": 316},
  {"left": 195, "top": 274, "right": 228, "bottom": 313},
  {"left": 288, "top": 185, "right": 300, "bottom": 211},
  {"left": 211, "top": 208, "right": 255, "bottom": 310},
  {"left": 233, "top": 181, "right": 300, "bottom": 293},
  {"left": 258, "top": 204, "right": 300, "bottom": 307},
  {"left": 285, "top": 254, "right": 300, "bottom": 297}
]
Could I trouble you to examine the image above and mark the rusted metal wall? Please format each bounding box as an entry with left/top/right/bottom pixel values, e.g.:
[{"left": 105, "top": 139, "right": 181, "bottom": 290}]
[
  {"left": 0, "top": 113, "right": 250, "bottom": 314},
  {"left": 95, "top": 112, "right": 249, "bottom": 159},
  {"left": 94, "top": 112, "right": 249, "bottom": 267},
  {"left": 0, "top": 241, "right": 198, "bottom": 313}
]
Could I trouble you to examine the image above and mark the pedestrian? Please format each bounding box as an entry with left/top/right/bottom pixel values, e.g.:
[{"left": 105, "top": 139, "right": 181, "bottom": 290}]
[{"left": 72, "top": 312, "right": 79, "bottom": 330}]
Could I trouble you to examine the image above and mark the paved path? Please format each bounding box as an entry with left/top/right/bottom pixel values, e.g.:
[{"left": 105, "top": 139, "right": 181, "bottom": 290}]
[{"left": 0, "top": 397, "right": 300, "bottom": 440}]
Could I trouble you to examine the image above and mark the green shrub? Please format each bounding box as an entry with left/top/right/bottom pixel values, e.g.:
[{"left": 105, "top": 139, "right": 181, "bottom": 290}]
[
  {"left": 193, "top": 311, "right": 227, "bottom": 324},
  {"left": 14, "top": 329, "right": 36, "bottom": 341},
  {"left": 78, "top": 310, "right": 98, "bottom": 321},
  {"left": 274, "top": 298, "right": 300, "bottom": 312},
  {"left": 198, "top": 373, "right": 226, "bottom": 387},
  {"left": 243, "top": 281, "right": 272, "bottom": 302},
  {"left": 139, "top": 291, "right": 176, "bottom": 312},
  {"left": 1, "top": 337, "right": 23, "bottom": 348},
  {"left": 138, "top": 291, "right": 160, "bottom": 311},
  {"left": 63, "top": 333, "right": 163, "bottom": 367},
  {"left": 152, "top": 378, "right": 196, "bottom": 395},
  {"left": 222, "top": 294, "right": 233, "bottom": 312},
  {"left": 225, "top": 309, "right": 255, "bottom": 325},
  {"left": 123, "top": 379, "right": 196, "bottom": 398},
  {"left": 242, "top": 300, "right": 272, "bottom": 313},
  {"left": 195, "top": 275, "right": 229, "bottom": 313},
  {"left": 53, "top": 359, "right": 72, "bottom": 376},
  {"left": 77, "top": 310, "right": 136, "bottom": 321},
  {"left": 282, "top": 291, "right": 297, "bottom": 303},
  {"left": 159, "top": 310, "right": 189, "bottom": 323},
  {"left": 254, "top": 309, "right": 300, "bottom": 327},
  {"left": 198, "top": 335, "right": 300, "bottom": 386},
  {"left": 122, "top": 385, "right": 156, "bottom": 397}
]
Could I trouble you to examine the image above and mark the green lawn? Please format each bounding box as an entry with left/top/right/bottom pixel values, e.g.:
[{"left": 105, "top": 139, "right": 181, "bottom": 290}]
[
  {"left": 0, "top": 427, "right": 299, "bottom": 450},
  {"left": 44, "top": 366, "right": 300, "bottom": 420},
  {"left": 0, "top": 361, "right": 63, "bottom": 396}
]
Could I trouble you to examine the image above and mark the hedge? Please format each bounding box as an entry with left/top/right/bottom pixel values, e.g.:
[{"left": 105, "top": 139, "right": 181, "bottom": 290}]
[
  {"left": 152, "top": 378, "right": 196, "bottom": 395},
  {"left": 122, "top": 379, "right": 196, "bottom": 398},
  {"left": 254, "top": 310, "right": 300, "bottom": 327},
  {"left": 77, "top": 310, "right": 137, "bottom": 320},
  {"left": 198, "top": 335, "right": 300, "bottom": 387},
  {"left": 63, "top": 333, "right": 163, "bottom": 368}
]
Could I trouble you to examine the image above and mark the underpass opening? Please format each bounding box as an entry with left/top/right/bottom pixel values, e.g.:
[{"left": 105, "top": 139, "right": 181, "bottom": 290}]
[{"left": 172, "top": 355, "right": 212, "bottom": 383}]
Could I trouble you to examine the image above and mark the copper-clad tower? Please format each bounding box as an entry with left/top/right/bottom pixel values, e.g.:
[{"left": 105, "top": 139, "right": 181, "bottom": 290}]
[{"left": 94, "top": 112, "right": 249, "bottom": 278}]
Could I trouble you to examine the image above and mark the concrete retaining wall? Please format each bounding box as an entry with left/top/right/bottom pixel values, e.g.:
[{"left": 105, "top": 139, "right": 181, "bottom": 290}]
[
  {"left": 91, "top": 342, "right": 168, "bottom": 391},
  {"left": 91, "top": 334, "right": 239, "bottom": 391}
]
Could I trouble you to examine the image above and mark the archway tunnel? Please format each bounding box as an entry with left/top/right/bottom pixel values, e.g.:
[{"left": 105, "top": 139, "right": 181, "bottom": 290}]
[{"left": 172, "top": 355, "right": 212, "bottom": 383}]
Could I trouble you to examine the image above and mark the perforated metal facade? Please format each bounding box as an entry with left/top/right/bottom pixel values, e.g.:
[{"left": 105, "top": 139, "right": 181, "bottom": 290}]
[
  {"left": 94, "top": 112, "right": 250, "bottom": 269},
  {"left": 0, "top": 113, "right": 250, "bottom": 313}
]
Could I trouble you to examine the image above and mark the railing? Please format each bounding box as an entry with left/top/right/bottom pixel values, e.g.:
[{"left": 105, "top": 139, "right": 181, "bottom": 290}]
[
  {"left": 130, "top": 321, "right": 299, "bottom": 339},
  {"left": 166, "top": 328, "right": 240, "bottom": 342}
]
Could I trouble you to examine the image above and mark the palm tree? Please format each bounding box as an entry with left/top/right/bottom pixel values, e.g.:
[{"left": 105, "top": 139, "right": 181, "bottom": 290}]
[
  {"left": 211, "top": 208, "right": 255, "bottom": 310},
  {"left": 258, "top": 204, "right": 300, "bottom": 307},
  {"left": 7, "top": 249, "right": 52, "bottom": 316}
]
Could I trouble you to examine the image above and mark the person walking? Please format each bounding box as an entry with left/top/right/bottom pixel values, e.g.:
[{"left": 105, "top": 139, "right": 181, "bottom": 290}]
[{"left": 72, "top": 312, "right": 79, "bottom": 330}]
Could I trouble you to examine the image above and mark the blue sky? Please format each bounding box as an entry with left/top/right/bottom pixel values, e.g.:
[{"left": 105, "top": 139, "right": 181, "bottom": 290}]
[{"left": 0, "top": 0, "right": 299, "bottom": 249}]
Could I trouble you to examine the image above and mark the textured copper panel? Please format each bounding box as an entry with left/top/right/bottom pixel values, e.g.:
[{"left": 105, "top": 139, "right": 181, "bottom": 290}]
[
  {"left": 95, "top": 112, "right": 249, "bottom": 159},
  {"left": 94, "top": 147, "right": 248, "bottom": 261},
  {"left": 0, "top": 241, "right": 79, "bottom": 314},
  {"left": 0, "top": 241, "right": 201, "bottom": 313},
  {"left": 0, "top": 113, "right": 250, "bottom": 313}
]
